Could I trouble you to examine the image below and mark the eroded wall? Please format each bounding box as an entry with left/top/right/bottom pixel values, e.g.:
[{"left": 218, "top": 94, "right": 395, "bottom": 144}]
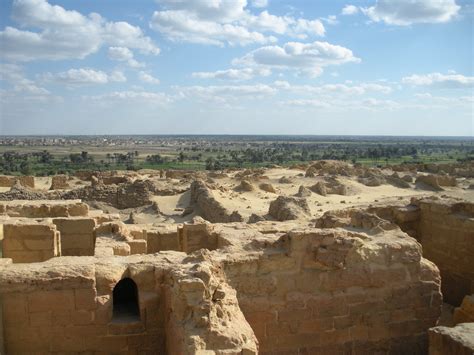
[
  {"left": 2, "top": 221, "right": 61, "bottom": 263},
  {"left": 222, "top": 228, "right": 442, "bottom": 354}
]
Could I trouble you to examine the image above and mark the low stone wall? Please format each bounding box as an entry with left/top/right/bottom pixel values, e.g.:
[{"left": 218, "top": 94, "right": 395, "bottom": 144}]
[
  {"left": 53, "top": 217, "right": 96, "bottom": 256},
  {"left": 0, "top": 200, "right": 88, "bottom": 218},
  {"left": 0, "top": 175, "right": 35, "bottom": 188},
  {"left": 222, "top": 228, "right": 442, "bottom": 354},
  {"left": 2, "top": 220, "right": 61, "bottom": 263},
  {"left": 50, "top": 175, "right": 69, "bottom": 190}
]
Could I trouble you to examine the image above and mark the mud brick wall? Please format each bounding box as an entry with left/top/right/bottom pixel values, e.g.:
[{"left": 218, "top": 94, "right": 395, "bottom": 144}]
[
  {"left": 146, "top": 227, "right": 180, "bottom": 253},
  {"left": 0, "top": 262, "right": 167, "bottom": 353},
  {"left": 2, "top": 221, "right": 60, "bottom": 263},
  {"left": 417, "top": 201, "right": 474, "bottom": 305},
  {"left": 178, "top": 222, "right": 218, "bottom": 254},
  {"left": 0, "top": 257, "right": 258, "bottom": 354},
  {"left": 223, "top": 229, "right": 442, "bottom": 354},
  {"left": 53, "top": 218, "right": 96, "bottom": 256},
  {"left": 0, "top": 175, "right": 35, "bottom": 188},
  {"left": 0, "top": 200, "right": 88, "bottom": 218}
]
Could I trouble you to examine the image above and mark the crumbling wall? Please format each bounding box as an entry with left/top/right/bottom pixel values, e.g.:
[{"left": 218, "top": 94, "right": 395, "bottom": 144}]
[
  {"left": 53, "top": 217, "right": 96, "bottom": 256},
  {"left": 190, "top": 180, "right": 243, "bottom": 223},
  {"left": 0, "top": 255, "right": 258, "bottom": 354},
  {"left": 2, "top": 220, "right": 61, "bottom": 263},
  {"left": 63, "top": 180, "right": 153, "bottom": 209},
  {"left": 0, "top": 200, "right": 88, "bottom": 218},
  {"left": 0, "top": 175, "right": 35, "bottom": 188},
  {"left": 178, "top": 220, "right": 220, "bottom": 253},
  {"left": 147, "top": 225, "right": 180, "bottom": 253},
  {"left": 49, "top": 175, "right": 69, "bottom": 190},
  {"left": 223, "top": 228, "right": 442, "bottom": 354},
  {"left": 415, "top": 199, "right": 474, "bottom": 305}
]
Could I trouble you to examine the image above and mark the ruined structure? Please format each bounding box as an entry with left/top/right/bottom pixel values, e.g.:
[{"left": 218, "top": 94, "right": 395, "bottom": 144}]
[{"left": 0, "top": 162, "right": 473, "bottom": 354}]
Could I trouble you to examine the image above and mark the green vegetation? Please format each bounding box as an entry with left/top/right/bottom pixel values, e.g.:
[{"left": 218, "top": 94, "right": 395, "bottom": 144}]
[{"left": 0, "top": 136, "right": 472, "bottom": 175}]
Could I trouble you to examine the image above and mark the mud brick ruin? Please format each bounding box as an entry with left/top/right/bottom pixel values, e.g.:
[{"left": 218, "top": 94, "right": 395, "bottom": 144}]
[{"left": 0, "top": 161, "right": 473, "bottom": 354}]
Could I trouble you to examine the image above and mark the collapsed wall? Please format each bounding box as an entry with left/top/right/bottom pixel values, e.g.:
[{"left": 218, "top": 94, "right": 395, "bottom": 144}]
[{"left": 190, "top": 180, "right": 243, "bottom": 223}]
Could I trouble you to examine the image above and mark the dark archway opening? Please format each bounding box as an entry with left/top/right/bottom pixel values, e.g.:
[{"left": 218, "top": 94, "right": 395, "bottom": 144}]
[{"left": 112, "top": 278, "right": 140, "bottom": 322}]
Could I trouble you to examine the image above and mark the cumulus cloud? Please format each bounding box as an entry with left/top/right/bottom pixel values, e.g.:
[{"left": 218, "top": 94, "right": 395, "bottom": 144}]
[
  {"left": 85, "top": 91, "right": 172, "bottom": 105},
  {"left": 41, "top": 68, "right": 126, "bottom": 86},
  {"left": 0, "top": 0, "right": 159, "bottom": 61},
  {"left": 233, "top": 41, "right": 360, "bottom": 76},
  {"left": 192, "top": 67, "right": 271, "bottom": 81},
  {"left": 342, "top": 5, "right": 359, "bottom": 15},
  {"left": 150, "top": 0, "right": 325, "bottom": 46},
  {"left": 0, "top": 63, "right": 50, "bottom": 94},
  {"left": 176, "top": 84, "right": 276, "bottom": 104},
  {"left": 402, "top": 72, "right": 474, "bottom": 88},
  {"left": 108, "top": 47, "right": 145, "bottom": 68},
  {"left": 138, "top": 71, "right": 160, "bottom": 84},
  {"left": 362, "top": 0, "right": 460, "bottom": 26}
]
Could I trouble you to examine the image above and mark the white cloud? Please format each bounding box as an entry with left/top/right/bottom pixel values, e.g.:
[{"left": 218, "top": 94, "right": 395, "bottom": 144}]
[
  {"left": 321, "top": 15, "right": 338, "bottom": 25},
  {"left": 192, "top": 67, "right": 271, "bottom": 81},
  {"left": 0, "top": 0, "right": 159, "bottom": 61},
  {"left": 275, "top": 81, "right": 392, "bottom": 95},
  {"left": 284, "top": 99, "right": 329, "bottom": 108},
  {"left": 0, "top": 63, "right": 50, "bottom": 94},
  {"left": 362, "top": 0, "right": 460, "bottom": 26},
  {"left": 402, "top": 72, "right": 474, "bottom": 88},
  {"left": 233, "top": 41, "right": 360, "bottom": 77},
  {"left": 251, "top": 0, "right": 268, "bottom": 8},
  {"left": 177, "top": 84, "right": 276, "bottom": 104},
  {"left": 342, "top": 5, "right": 359, "bottom": 15},
  {"left": 138, "top": 71, "right": 160, "bottom": 84},
  {"left": 85, "top": 91, "right": 173, "bottom": 105},
  {"left": 150, "top": 0, "right": 325, "bottom": 46},
  {"left": 109, "top": 71, "right": 127, "bottom": 83},
  {"left": 107, "top": 47, "right": 145, "bottom": 68},
  {"left": 150, "top": 10, "right": 275, "bottom": 46},
  {"left": 41, "top": 68, "right": 126, "bottom": 86},
  {"left": 108, "top": 46, "right": 133, "bottom": 61}
]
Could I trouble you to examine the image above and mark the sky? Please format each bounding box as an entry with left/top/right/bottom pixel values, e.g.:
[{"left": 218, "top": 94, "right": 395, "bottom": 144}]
[{"left": 0, "top": 0, "right": 473, "bottom": 136}]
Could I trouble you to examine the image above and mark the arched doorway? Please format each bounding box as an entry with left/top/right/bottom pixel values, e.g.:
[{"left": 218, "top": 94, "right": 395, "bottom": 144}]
[{"left": 112, "top": 278, "right": 140, "bottom": 322}]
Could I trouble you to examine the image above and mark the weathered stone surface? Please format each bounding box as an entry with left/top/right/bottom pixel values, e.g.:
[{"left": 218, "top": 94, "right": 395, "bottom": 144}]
[
  {"left": 190, "top": 180, "right": 243, "bottom": 223},
  {"left": 429, "top": 323, "right": 474, "bottom": 355},
  {"left": 268, "top": 196, "right": 310, "bottom": 221}
]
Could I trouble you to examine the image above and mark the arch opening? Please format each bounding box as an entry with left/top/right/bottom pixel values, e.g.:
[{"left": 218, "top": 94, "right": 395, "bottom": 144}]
[{"left": 112, "top": 278, "right": 140, "bottom": 322}]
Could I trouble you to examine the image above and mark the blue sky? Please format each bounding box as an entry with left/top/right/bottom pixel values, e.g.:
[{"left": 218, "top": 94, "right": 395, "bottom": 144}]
[{"left": 0, "top": 0, "right": 472, "bottom": 136}]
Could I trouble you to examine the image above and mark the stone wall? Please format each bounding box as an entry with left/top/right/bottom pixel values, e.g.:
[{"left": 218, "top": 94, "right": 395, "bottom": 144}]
[
  {"left": 0, "top": 255, "right": 257, "bottom": 354},
  {"left": 222, "top": 228, "right": 442, "bottom": 354},
  {"left": 366, "top": 198, "right": 474, "bottom": 307},
  {"left": 50, "top": 175, "right": 69, "bottom": 190},
  {"left": 53, "top": 217, "right": 96, "bottom": 256},
  {"left": 415, "top": 199, "right": 474, "bottom": 306},
  {"left": 2, "top": 220, "right": 61, "bottom": 263},
  {"left": 190, "top": 180, "right": 243, "bottom": 223},
  {"left": 0, "top": 175, "right": 35, "bottom": 188},
  {"left": 0, "top": 200, "right": 88, "bottom": 218}
]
